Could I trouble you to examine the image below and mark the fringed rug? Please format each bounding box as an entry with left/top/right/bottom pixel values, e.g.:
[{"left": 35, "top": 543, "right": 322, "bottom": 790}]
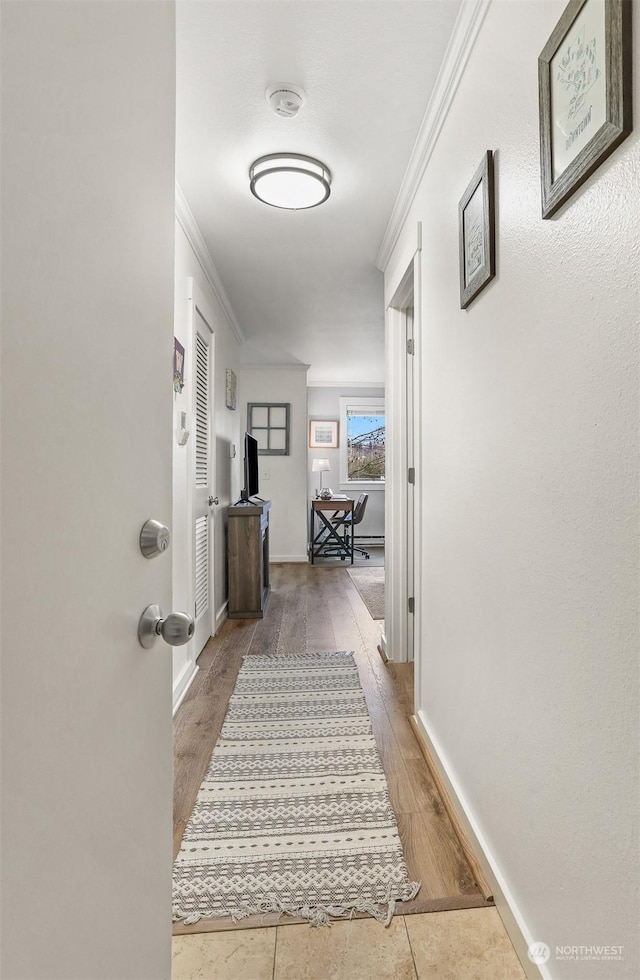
[
  {"left": 172, "top": 651, "right": 419, "bottom": 927},
  {"left": 346, "top": 567, "right": 385, "bottom": 620}
]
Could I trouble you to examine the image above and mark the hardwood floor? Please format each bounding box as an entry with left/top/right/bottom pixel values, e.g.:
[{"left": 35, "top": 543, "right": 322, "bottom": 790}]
[{"left": 172, "top": 560, "right": 492, "bottom": 934}]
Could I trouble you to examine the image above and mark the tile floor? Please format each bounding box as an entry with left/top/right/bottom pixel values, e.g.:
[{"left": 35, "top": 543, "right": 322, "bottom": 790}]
[{"left": 172, "top": 907, "right": 527, "bottom": 979}]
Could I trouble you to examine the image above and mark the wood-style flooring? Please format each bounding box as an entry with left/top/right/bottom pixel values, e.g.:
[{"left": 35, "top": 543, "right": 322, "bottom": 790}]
[{"left": 172, "top": 559, "right": 492, "bottom": 934}]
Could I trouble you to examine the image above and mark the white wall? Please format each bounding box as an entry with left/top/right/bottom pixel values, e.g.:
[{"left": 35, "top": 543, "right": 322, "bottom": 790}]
[
  {"left": 307, "top": 386, "right": 385, "bottom": 538},
  {"left": 240, "top": 367, "right": 309, "bottom": 561},
  {"left": 172, "top": 219, "right": 243, "bottom": 702},
  {"left": 384, "top": 2, "right": 639, "bottom": 977}
]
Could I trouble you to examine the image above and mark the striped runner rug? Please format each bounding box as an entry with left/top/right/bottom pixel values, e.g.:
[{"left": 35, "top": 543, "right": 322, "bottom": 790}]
[{"left": 172, "top": 651, "right": 420, "bottom": 926}]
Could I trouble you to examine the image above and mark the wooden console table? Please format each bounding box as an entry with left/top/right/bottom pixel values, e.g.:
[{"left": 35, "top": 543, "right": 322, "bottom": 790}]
[{"left": 227, "top": 499, "right": 271, "bottom": 618}]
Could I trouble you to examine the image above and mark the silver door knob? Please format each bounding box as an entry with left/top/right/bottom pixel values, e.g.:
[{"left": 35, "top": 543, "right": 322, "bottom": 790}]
[
  {"left": 138, "top": 604, "right": 194, "bottom": 648},
  {"left": 208, "top": 496, "right": 219, "bottom": 506}
]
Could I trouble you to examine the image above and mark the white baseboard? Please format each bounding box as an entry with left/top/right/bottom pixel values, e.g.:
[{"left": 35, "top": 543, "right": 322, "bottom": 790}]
[
  {"left": 270, "top": 554, "right": 309, "bottom": 563},
  {"left": 172, "top": 659, "right": 199, "bottom": 716},
  {"left": 413, "top": 709, "right": 550, "bottom": 980},
  {"left": 215, "top": 600, "right": 228, "bottom": 635}
]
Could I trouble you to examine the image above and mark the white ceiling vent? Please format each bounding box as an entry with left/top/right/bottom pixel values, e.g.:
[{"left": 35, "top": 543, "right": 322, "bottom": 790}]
[{"left": 265, "top": 85, "right": 306, "bottom": 119}]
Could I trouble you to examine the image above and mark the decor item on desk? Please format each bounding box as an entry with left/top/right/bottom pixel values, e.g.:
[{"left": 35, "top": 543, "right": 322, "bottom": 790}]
[
  {"left": 538, "top": 0, "right": 632, "bottom": 219},
  {"left": 458, "top": 150, "right": 495, "bottom": 310},
  {"left": 309, "top": 418, "right": 338, "bottom": 448},
  {"left": 312, "top": 457, "right": 331, "bottom": 496},
  {"left": 173, "top": 337, "right": 185, "bottom": 393},
  {"left": 172, "top": 652, "right": 420, "bottom": 926},
  {"left": 225, "top": 368, "right": 237, "bottom": 410}
]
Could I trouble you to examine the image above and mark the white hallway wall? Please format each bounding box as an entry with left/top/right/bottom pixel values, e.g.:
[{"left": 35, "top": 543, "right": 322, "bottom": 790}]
[
  {"left": 239, "top": 366, "right": 309, "bottom": 562},
  {"left": 384, "top": 1, "right": 639, "bottom": 978},
  {"left": 307, "top": 386, "right": 385, "bottom": 538}
]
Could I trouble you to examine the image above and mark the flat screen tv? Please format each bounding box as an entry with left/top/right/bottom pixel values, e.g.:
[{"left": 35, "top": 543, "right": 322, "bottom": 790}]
[{"left": 241, "top": 431, "right": 259, "bottom": 502}]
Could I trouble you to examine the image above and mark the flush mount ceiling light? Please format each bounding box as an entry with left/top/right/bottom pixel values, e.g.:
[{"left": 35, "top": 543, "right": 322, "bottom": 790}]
[{"left": 249, "top": 154, "right": 331, "bottom": 210}]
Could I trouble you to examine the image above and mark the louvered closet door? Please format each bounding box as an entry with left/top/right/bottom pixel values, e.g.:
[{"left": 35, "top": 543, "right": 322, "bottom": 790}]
[{"left": 191, "top": 302, "right": 216, "bottom": 658}]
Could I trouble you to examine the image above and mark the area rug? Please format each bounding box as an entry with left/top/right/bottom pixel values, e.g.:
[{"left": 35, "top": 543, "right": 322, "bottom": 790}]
[
  {"left": 172, "top": 652, "right": 419, "bottom": 926},
  {"left": 346, "top": 567, "right": 385, "bottom": 620}
]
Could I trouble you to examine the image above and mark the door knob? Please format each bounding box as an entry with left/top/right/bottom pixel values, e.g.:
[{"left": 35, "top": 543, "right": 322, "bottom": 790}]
[
  {"left": 138, "top": 604, "right": 194, "bottom": 649},
  {"left": 208, "top": 496, "right": 219, "bottom": 506}
]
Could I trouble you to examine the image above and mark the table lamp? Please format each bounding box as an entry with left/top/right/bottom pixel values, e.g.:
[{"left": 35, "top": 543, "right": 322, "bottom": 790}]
[{"left": 312, "top": 458, "right": 331, "bottom": 496}]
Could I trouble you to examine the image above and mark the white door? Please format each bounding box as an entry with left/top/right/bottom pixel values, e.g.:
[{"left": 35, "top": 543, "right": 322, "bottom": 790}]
[
  {"left": 189, "top": 282, "right": 217, "bottom": 656},
  {"left": 405, "top": 306, "right": 416, "bottom": 663},
  {"left": 1, "top": 4, "right": 175, "bottom": 978}
]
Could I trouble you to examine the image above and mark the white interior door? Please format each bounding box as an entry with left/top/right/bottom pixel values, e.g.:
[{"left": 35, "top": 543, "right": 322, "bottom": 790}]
[
  {"left": 1, "top": 4, "right": 175, "bottom": 978},
  {"left": 405, "top": 306, "right": 415, "bottom": 663},
  {"left": 190, "top": 283, "right": 217, "bottom": 657}
]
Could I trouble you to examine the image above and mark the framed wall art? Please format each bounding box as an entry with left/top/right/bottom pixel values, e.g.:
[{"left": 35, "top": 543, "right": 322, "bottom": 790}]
[
  {"left": 248, "top": 402, "right": 290, "bottom": 455},
  {"left": 538, "top": 0, "right": 632, "bottom": 219},
  {"left": 309, "top": 419, "right": 339, "bottom": 449},
  {"left": 173, "top": 338, "right": 185, "bottom": 393},
  {"left": 225, "top": 368, "right": 237, "bottom": 410},
  {"left": 458, "top": 150, "right": 495, "bottom": 310}
]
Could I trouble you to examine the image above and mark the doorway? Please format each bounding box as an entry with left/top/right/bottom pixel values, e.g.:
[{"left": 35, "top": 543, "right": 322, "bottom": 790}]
[{"left": 385, "top": 240, "right": 421, "bottom": 669}]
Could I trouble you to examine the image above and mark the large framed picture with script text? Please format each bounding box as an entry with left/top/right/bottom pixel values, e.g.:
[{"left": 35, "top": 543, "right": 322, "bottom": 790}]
[{"left": 538, "top": 0, "right": 632, "bottom": 219}]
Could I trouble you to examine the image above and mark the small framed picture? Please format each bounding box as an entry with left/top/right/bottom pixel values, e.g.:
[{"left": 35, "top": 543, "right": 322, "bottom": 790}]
[
  {"left": 538, "top": 0, "right": 632, "bottom": 219},
  {"left": 309, "top": 419, "right": 338, "bottom": 448},
  {"left": 225, "top": 368, "right": 237, "bottom": 410},
  {"left": 458, "top": 150, "right": 495, "bottom": 310},
  {"left": 173, "top": 338, "right": 185, "bottom": 393}
]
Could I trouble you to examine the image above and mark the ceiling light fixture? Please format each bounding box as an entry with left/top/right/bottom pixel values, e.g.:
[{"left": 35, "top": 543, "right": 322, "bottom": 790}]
[{"left": 249, "top": 154, "right": 331, "bottom": 210}]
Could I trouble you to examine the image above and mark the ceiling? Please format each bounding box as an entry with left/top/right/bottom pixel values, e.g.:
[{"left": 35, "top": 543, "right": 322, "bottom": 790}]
[{"left": 176, "top": 0, "right": 462, "bottom": 384}]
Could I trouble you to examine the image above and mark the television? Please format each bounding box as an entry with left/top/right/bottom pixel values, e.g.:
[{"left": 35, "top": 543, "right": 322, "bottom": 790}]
[{"left": 240, "top": 431, "right": 259, "bottom": 502}]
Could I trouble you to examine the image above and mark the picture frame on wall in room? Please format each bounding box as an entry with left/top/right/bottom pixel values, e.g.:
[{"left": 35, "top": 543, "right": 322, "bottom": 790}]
[
  {"left": 538, "top": 0, "right": 632, "bottom": 220},
  {"left": 309, "top": 419, "right": 338, "bottom": 448},
  {"left": 458, "top": 150, "right": 495, "bottom": 310},
  {"left": 225, "top": 368, "right": 237, "bottom": 410}
]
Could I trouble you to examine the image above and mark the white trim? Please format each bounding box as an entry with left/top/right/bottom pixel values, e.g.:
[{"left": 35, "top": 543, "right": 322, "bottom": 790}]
[
  {"left": 269, "top": 554, "right": 309, "bottom": 563},
  {"left": 175, "top": 182, "right": 244, "bottom": 344},
  {"left": 376, "top": 0, "right": 491, "bottom": 271},
  {"left": 412, "top": 710, "right": 548, "bottom": 980},
  {"left": 172, "top": 661, "right": 199, "bottom": 716},
  {"left": 241, "top": 362, "right": 310, "bottom": 371},
  {"left": 215, "top": 601, "right": 228, "bottom": 635},
  {"left": 307, "top": 380, "right": 385, "bottom": 388}
]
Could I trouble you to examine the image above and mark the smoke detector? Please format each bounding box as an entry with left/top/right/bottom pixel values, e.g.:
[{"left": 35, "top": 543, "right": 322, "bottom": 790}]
[{"left": 265, "top": 84, "right": 306, "bottom": 119}]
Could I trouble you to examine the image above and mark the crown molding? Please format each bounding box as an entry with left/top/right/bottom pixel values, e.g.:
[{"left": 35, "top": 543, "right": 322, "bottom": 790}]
[
  {"left": 241, "top": 362, "right": 310, "bottom": 372},
  {"left": 175, "top": 182, "right": 245, "bottom": 344},
  {"left": 307, "top": 380, "right": 385, "bottom": 389},
  {"left": 376, "top": 0, "right": 491, "bottom": 272}
]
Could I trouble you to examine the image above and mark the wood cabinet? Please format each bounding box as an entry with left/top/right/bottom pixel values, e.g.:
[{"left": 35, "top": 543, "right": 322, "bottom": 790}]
[{"left": 227, "top": 499, "right": 271, "bottom": 618}]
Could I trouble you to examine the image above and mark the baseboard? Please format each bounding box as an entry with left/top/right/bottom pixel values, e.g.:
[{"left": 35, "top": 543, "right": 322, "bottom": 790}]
[
  {"left": 215, "top": 600, "right": 228, "bottom": 635},
  {"left": 172, "top": 660, "right": 199, "bottom": 716},
  {"left": 411, "top": 710, "right": 549, "bottom": 980},
  {"left": 269, "top": 554, "right": 309, "bottom": 563}
]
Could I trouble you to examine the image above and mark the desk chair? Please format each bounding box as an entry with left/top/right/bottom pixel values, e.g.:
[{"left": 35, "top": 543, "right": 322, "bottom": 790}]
[{"left": 327, "top": 493, "right": 370, "bottom": 560}]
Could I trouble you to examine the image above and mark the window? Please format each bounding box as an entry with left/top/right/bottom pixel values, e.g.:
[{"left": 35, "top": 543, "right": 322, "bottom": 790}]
[{"left": 339, "top": 397, "right": 385, "bottom": 483}]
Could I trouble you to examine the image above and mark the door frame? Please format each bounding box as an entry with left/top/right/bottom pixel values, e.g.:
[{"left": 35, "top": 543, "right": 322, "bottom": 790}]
[{"left": 384, "top": 227, "right": 422, "bottom": 676}]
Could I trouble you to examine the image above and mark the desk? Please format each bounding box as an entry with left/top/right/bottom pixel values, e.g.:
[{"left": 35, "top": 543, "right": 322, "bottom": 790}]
[{"left": 309, "top": 497, "right": 354, "bottom": 564}]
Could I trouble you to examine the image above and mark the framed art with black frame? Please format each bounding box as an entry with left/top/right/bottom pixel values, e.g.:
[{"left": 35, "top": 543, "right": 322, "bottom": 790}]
[
  {"left": 538, "top": 0, "right": 632, "bottom": 219},
  {"left": 458, "top": 150, "right": 495, "bottom": 310}
]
